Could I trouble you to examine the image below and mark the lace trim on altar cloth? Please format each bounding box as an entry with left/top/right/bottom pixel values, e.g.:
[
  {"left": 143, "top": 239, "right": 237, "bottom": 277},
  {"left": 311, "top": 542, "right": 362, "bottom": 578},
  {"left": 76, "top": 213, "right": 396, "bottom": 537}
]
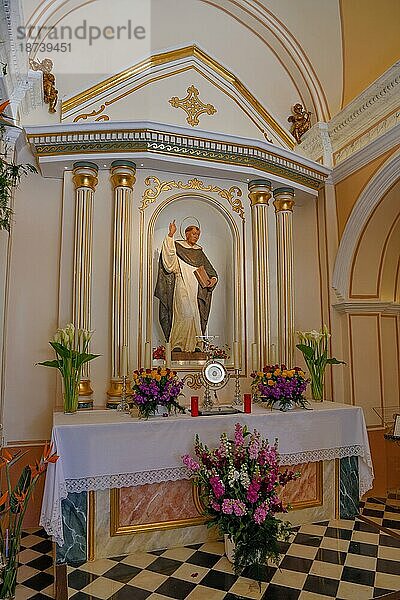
[
  {"left": 39, "top": 480, "right": 68, "bottom": 547},
  {"left": 65, "top": 466, "right": 192, "bottom": 493}
]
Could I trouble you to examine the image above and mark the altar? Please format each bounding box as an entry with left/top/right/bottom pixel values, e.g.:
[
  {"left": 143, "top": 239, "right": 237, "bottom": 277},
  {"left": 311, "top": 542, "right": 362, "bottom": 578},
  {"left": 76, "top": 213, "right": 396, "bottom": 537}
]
[{"left": 41, "top": 402, "right": 373, "bottom": 565}]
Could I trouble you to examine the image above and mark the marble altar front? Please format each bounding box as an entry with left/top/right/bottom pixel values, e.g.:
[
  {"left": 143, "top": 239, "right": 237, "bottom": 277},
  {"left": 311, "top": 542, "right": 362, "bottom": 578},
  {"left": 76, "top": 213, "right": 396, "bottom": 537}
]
[{"left": 40, "top": 403, "right": 373, "bottom": 564}]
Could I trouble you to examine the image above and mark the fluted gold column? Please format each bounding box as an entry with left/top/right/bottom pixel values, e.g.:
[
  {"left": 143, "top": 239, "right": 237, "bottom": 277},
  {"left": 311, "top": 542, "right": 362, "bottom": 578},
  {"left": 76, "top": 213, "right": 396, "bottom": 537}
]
[
  {"left": 107, "top": 160, "right": 136, "bottom": 408},
  {"left": 273, "top": 187, "right": 296, "bottom": 368},
  {"left": 248, "top": 179, "right": 272, "bottom": 370},
  {"left": 72, "top": 162, "right": 98, "bottom": 409}
]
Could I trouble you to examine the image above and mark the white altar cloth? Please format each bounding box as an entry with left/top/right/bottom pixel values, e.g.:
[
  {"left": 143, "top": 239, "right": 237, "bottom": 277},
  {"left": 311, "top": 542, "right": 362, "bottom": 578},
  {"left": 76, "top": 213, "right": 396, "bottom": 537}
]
[{"left": 41, "top": 402, "right": 373, "bottom": 545}]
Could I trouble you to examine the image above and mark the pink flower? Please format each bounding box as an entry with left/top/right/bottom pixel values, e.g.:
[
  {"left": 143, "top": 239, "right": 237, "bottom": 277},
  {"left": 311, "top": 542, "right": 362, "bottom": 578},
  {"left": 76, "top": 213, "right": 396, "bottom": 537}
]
[
  {"left": 254, "top": 502, "right": 270, "bottom": 524},
  {"left": 210, "top": 476, "right": 225, "bottom": 499},
  {"left": 232, "top": 500, "right": 247, "bottom": 516},
  {"left": 221, "top": 499, "right": 234, "bottom": 514},
  {"left": 247, "top": 478, "right": 261, "bottom": 503},
  {"left": 234, "top": 423, "right": 245, "bottom": 447},
  {"left": 182, "top": 455, "right": 200, "bottom": 471}
]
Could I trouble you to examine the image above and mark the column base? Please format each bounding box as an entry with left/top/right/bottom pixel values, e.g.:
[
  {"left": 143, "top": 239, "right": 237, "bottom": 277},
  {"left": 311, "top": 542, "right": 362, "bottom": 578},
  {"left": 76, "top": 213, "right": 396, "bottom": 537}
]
[
  {"left": 78, "top": 379, "right": 93, "bottom": 410},
  {"left": 106, "top": 379, "right": 133, "bottom": 409}
]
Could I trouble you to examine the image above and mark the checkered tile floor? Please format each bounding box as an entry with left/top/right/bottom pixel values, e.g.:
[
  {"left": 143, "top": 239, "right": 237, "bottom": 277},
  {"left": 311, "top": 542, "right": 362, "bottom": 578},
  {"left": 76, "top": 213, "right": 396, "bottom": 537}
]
[
  {"left": 360, "top": 494, "right": 400, "bottom": 538},
  {"left": 16, "top": 528, "right": 54, "bottom": 599},
  {"left": 15, "top": 497, "right": 400, "bottom": 600}
]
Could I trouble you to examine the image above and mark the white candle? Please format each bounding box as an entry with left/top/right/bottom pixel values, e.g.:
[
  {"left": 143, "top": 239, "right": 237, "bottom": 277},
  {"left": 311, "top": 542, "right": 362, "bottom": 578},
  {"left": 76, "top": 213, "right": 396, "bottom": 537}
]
[
  {"left": 165, "top": 342, "right": 171, "bottom": 368},
  {"left": 144, "top": 341, "right": 151, "bottom": 369},
  {"left": 121, "top": 345, "right": 128, "bottom": 377},
  {"left": 233, "top": 341, "right": 240, "bottom": 370},
  {"left": 251, "top": 342, "right": 258, "bottom": 372}
]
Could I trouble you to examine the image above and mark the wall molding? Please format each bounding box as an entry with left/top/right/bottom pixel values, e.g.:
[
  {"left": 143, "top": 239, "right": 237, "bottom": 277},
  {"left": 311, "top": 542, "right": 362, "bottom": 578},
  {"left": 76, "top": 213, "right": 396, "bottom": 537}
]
[
  {"left": 333, "top": 301, "right": 400, "bottom": 315},
  {"left": 332, "top": 149, "right": 400, "bottom": 301},
  {"left": 298, "top": 63, "right": 400, "bottom": 177}
]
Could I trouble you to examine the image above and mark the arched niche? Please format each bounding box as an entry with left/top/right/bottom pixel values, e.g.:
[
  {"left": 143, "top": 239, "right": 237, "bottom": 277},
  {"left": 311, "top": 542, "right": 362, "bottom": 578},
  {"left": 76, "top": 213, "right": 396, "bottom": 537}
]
[{"left": 144, "top": 192, "right": 243, "bottom": 370}]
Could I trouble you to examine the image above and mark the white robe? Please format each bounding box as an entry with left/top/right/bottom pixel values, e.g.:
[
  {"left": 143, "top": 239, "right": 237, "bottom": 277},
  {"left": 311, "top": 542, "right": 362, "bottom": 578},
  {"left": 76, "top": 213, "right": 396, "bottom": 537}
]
[{"left": 161, "top": 235, "right": 203, "bottom": 352}]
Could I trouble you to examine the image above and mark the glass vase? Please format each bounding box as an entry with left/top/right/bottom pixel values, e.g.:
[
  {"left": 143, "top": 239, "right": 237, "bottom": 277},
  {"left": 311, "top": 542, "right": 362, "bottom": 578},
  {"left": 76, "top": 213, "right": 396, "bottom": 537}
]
[
  {"left": 310, "top": 372, "right": 324, "bottom": 401},
  {"left": 0, "top": 546, "right": 19, "bottom": 599},
  {"left": 63, "top": 380, "right": 79, "bottom": 414}
]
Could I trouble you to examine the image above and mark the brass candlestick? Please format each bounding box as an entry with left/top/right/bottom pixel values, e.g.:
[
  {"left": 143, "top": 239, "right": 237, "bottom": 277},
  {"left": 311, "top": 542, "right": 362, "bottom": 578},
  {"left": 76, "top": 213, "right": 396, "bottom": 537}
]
[
  {"left": 117, "top": 375, "right": 129, "bottom": 412},
  {"left": 233, "top": 369, "right": 241, "bottom": 405}
]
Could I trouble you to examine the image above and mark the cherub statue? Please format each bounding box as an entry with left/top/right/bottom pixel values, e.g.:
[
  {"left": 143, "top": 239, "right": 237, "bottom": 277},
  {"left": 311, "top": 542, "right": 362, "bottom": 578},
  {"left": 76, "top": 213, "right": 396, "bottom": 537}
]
[
  {"left": 288, "top": 103, "right": 311, "bottom": 144},
  {"left": 29, "top": 58, "right": 58, "bottom": 113}
]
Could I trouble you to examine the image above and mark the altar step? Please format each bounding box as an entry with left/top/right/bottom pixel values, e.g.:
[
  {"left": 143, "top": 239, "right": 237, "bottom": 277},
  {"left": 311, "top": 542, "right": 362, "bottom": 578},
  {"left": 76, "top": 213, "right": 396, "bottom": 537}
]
[{"left": 13, "top": 496, "right": 400, "bottom": 600}]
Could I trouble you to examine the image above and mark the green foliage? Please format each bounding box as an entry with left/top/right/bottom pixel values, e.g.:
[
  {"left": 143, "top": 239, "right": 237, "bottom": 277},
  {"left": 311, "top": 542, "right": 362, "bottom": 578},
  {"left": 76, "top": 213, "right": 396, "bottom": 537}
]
[{"left": 0, "top": 125, "right": 37, "bottom": 232}]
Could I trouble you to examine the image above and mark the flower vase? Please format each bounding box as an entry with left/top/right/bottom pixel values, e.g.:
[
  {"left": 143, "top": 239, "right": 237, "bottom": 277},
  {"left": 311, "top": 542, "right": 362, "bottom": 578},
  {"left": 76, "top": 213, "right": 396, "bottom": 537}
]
[
  {"left": 0, "top": 545, "right": 19, "bottom": 599},
  {"left": 310, "top": 372, "right": 324, "bottom": 401},
  {"left": 224, "top": 534, "right": 235, "bottom": 563},
  {"left": 63, "top": 381, "right": 79, "bottom": 414}
]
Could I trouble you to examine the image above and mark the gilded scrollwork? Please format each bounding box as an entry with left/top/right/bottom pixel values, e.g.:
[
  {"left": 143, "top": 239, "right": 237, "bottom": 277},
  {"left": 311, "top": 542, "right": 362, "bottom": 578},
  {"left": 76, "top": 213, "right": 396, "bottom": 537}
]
[
  {"left": 169, "top": 85, "right": 216, "bottom": 127},
  {"left": 182, "top": 373, "right": 203, "bottom": 390},
  {"left": 73, "top": 104, "right": 110, "bottom": 123},
  {"left": 141, "top": 176, "right": 244, "bottom": 220}
]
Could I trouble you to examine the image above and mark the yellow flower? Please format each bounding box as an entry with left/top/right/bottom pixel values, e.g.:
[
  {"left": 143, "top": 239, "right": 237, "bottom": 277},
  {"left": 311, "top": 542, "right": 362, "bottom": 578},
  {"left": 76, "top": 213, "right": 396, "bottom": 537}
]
[
  {"left": 257, "top": 371, "right": 263, "bottom": 377},
  {"left": 160, "top": 369, "right": 167, "bottom": 376},
  {"left": 274, "top": 369, "right": 281, "bottom": 376},
  {"left": 268, "top": 379, "right": 275, "bottom": 386},
  {"left": 155, "top": 374, "right": 161, "bottom": 381},
  {"left": 299, "top": 370, "right": 305, "bottom": 378},
  {"left": 266, "top": 372, "right": 272, "bottom": 378}
]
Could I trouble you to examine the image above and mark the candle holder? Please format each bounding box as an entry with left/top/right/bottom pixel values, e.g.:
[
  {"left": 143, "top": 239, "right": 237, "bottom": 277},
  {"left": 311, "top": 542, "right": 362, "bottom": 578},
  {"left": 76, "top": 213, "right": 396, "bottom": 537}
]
[
  {"left": 233, "top": 369, "right": 241, "bottom": 405},
  {"left": 116, "top": 375, "right": 130, "bottom": 412}
]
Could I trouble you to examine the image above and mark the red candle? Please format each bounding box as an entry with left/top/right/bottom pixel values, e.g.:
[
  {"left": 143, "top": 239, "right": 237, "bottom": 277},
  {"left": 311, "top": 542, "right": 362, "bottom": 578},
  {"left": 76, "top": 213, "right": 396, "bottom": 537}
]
[
  {"left": 191, "top": 396, "right": 199, "bottom": 417},
  {"left": 244, "top": 394, "right": 252, "bottom": 413}
]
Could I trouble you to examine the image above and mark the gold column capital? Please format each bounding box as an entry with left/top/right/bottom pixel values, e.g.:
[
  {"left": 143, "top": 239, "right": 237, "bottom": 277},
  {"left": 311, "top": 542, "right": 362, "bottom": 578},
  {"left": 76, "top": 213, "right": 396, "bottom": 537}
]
[
  {"left": 110, "top": 160, "right": 136, "bottom": 190},
  {"left": 248, "top": 179, "right": 272, "bottom": 206},
  {"left": 273, "top": 187, "right": 295, "bottom": 212},
  {"left": 72, "top": 161, "right": 98, "bottom": 191}
]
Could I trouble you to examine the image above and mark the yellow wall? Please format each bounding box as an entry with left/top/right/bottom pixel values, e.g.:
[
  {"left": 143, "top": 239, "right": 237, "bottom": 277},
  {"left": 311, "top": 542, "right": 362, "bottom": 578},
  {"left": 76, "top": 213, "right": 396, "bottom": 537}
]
[
  {"left": 340, "top": 0, "right": 400, "bottom": 107},
  {"left": 335, "top": 145, "right": 399, "bottom": 238}
]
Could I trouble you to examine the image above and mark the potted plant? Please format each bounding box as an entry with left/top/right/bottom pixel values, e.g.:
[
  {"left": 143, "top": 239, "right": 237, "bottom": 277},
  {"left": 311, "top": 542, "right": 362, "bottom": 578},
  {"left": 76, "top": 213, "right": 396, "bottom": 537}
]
[
  {"left": 250, "top": 365, "right": 309, "bottom": 410},
  {"left": 182, "top": 423, "right": 299, "bottom": 582},
  {"left": 38, "top": 323, "right": 99, "bottom": 413},
  {"left": 131, "top": 367, "right": 185, "bottom": 419},
  {"left": 297, "top": 326, "right": 345, "bottom": 401},
  {"left": 0, "top": 444, "right": 58, "bottom": 598}
]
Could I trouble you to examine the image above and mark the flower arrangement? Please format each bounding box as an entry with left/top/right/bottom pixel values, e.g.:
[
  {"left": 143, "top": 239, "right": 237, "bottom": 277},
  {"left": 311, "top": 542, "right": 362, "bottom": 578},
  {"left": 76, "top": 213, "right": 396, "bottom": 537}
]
[
  {"left": 152, "top": 345, "right": 165, "bottom": 360},
  {"left": 131, "top": 367, "right": 185, "bottom": 419},
  {"left": 38, "top": 323, "right": 99, "bottom": 413},
  {"left": 182, "top": 423, "right": 299, "bottom": 579},
  {"left": 251, "top": 365, "right": 309, "bottom": 410},
  {"left": 0, "top": 444, "right": 58, "bottom": 598},
  {"left": 297, "top": 326, "right": 345, "bottom": 401},
  {"left": 209, "top": 344, "right": 230, "bottom": 360}
]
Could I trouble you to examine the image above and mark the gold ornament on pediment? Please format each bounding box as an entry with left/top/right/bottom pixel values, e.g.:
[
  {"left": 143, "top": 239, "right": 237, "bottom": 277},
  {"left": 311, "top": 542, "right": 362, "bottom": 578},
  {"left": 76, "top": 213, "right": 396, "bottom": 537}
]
[
  {"left": 29, "top": 57, "right": 58, "bottom": 113},
  {"left": 73, "top": 104, "right": 110, "bottom": 123},
  {"left": 141, "top": 176, "right": 244, "bottom": 220},
  {"left": 169, "top": 85, "right": 217, "bottom": 127}
]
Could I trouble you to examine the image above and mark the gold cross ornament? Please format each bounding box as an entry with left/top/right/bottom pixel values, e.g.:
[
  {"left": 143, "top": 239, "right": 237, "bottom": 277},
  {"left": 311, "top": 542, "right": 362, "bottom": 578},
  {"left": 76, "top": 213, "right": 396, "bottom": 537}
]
[{"left": 169, "top": 85, "right": 217, "bottom": 126}]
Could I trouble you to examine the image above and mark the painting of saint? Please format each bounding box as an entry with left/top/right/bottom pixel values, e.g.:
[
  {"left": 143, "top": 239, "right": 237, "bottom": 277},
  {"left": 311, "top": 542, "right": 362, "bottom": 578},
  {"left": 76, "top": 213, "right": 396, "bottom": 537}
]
[{"left": 154, "top": 219, "right": 218, "bottom": 353}]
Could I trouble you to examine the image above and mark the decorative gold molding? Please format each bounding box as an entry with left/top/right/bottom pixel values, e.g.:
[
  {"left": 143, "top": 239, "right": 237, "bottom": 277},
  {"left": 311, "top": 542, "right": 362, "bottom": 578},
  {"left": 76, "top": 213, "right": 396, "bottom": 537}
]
[
  {"left": 62, "top": 45, "right": 294, "bottom": 148},
  {"left": 169, "top": 85, "right": 217, "bottom": 127},
  {"left": 182, "top": 373, "right": 203, "bottom": 390},
  {"left": 88, "top": 491, "right": 95, "bottom": 561},
  {"left": 73, "top": 104, "right": 110, "bottom": 123},
  {"left": 110, "top": 485, "right": 206, "bottom": 536},
  {"left": 141, "top": 176, "right": 245, "bottom": 220}
]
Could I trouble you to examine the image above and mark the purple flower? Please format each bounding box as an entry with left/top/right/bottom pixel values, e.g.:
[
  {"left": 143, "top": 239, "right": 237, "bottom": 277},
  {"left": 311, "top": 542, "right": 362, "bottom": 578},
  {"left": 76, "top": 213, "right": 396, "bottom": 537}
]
[
  {"left": 182, "top": 455, "right": 200, "bottom": 471},
  {"left": 247, "top": 478, "right": 261, "bottom": 503},
  {"left": 221, "top": 499, "right": 234, "bottom": 514},
  {"left": 210, "top": 476, "right": 225, "bottom": 499}
]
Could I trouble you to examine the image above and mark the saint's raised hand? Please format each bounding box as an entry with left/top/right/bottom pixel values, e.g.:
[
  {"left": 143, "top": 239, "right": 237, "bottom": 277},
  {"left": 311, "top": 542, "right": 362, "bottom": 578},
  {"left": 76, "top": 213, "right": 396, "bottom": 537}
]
[{"left": 168, "top": 220, "right": 177, "bottom": 237}]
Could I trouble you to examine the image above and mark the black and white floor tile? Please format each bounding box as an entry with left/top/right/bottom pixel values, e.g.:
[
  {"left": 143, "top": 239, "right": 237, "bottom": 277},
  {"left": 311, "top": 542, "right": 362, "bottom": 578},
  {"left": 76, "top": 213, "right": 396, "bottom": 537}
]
[{"left": 15, "top": 497, "right": 400, "bottom": 600}]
